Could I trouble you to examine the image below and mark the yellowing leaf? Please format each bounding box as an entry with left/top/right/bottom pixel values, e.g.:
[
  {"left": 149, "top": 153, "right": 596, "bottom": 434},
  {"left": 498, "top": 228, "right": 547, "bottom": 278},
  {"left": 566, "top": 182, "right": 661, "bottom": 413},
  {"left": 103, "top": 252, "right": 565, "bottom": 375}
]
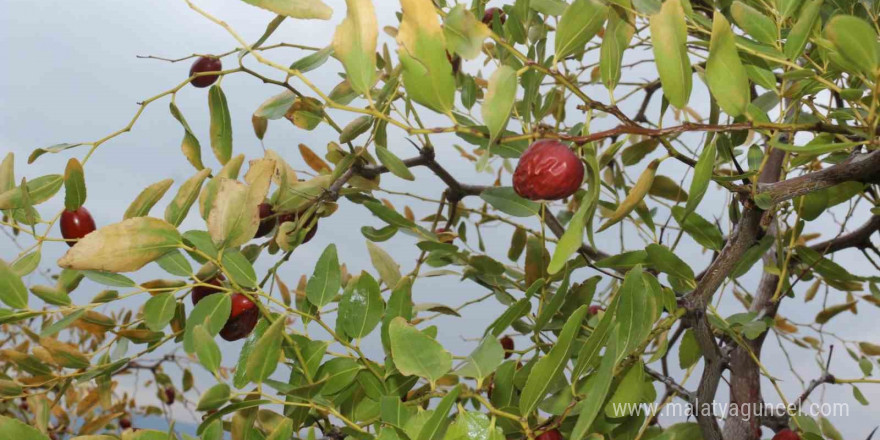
[
  {"left": 207, "top": 159, "right": 275, "bottom": 248},
  {"left": 649, "top": 0, "right": 691, "bottom": 109},
  {"left": 332, "top": 0, "right": 377, "bottom": 95},
  {"left": 706, "top": 13, "right": 749, "bottom": 117},
  {"left": 443, "top": 5, "right": 490, "bottom": 60},
  {"left": 58, "top": 217, "right": 181, "bottom": 272},
  {"left": 239, "top": 0, "right": 332, "bottom": 20},
  {"left": 397, "top": 0, "right": 455, "bottom": 113},
  {"left": 124, "top": 179, "right": 173, "bottom": 220},
  {"left": 824, "top": 15, "right": 879, "bottom": 76},
  {"left": 597, "top": 160, "right": 659, "bottom": 232},
  {"left": 299, "top": 144, "right": 331, "bottom": 173},
  {"left": 482, "top": 66, "right": 517, "bottom": 145},
  {"left": 208, "top": 85, "right": 233, "bottom": 165}
]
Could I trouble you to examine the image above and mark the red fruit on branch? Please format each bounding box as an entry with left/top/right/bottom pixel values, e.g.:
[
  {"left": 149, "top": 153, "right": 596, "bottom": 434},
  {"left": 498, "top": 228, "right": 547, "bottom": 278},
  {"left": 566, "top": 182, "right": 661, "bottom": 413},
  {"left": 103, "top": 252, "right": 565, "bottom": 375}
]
[
  {"left": 772, "top": 429, "right": 800, "bottom": 440},
  {"left": 219, "top": 293, "right": 259, "bottom": 341},
  {"left": 536, "top": 429, "right": 563, "bottom": 440},
  {"left": 446, "top": 52, "right": 461, "bottom": 75},
  {"left": 191, "top": 276, "right": 224, "bottom": 305},
  {"left": 588, "top": 305, "right": 604, "bottom": 316},
  {"left": 189, "top": 56, "right": 222, "bottom": 88},
  {"left": 482, "top": 7, "right": 506, "bottom": 25},
  {"left": 119, "top": 418, "right": 132, "bottom": 429},
  {"left": 163, "top": 387, "right": 175, "bottom": 404},
  {"left": 513, "top": 140, "right": 584, "bottom": 201},
  {"left": 254, "top": 202, "right": 276, "bottom": 238},
  {"left": 60, "top": 206, "right": 97, "bottom": 246},
  {"left": 279, "top": 211, "right": 318, "bottom": 244},
  {"left": 499, "top": 335, "right": 514, "bottom": 359}
]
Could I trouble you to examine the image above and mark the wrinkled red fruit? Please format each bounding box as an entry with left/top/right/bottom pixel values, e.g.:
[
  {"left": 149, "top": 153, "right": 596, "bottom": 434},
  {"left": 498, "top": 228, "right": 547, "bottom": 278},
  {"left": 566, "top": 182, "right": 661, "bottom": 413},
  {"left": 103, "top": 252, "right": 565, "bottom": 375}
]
[
  {"left": 191, "top": 276, "right": 224, "bottom": 305},
  {"left": 536, "top": 429, "right": 563, "bottom": 440},
  {"left": 500, "top": 335, "right": 514, "bottom": 359},
  {"left": 219, "top": 293, "right": 259, "bottom": 341},
  {"left": 189, "top": 56, "right": 222, "bottom": 88},
  {"left": 772, "top": 429, "right": 800, "bottom": 440},
  {"left": 482, "top": 7, "right": 506, "bottom": 25},
  {"left": 588, "top": 305, "right": 604, "bottom": 316},
  {"left": 279, "top": 212, "right": 318, "bottom": 244},
  {"left": 120, "top": 418, "right": 132, "bottom": 429},
  {"left": 60, "top": 206, "right": 97, "bottom": 246},
  {"left": 254, "top": 202, "right": 276, "bottom": 238},
  {"left": 446, "top": 52, "right": 461, "bottom": 74},
  {"left": 513, "top": 140, "right": 584, "bottom": 201},
  {"left": 164, "top": 387, "right": 175, "bottom": 404}
]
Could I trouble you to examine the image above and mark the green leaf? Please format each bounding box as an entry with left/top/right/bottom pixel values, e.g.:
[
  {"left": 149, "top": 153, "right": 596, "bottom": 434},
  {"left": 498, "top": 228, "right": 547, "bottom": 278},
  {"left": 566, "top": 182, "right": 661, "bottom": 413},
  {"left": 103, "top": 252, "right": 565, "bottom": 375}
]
[
  {"left": 783, "top": 0, "right": 821, "bottom": 61},
  {"left": 39, "top": 310, "right": 85, "bottom": 337},
  {"left": 482, "top": 66, "right": 517, "bottom": 145},
  {"left": 254, "top": 91, "right": 296, "bottom": 120},
  {"left": 382, "top": 277, "right": 414, "bottom": 358},
  {"left": 196, "top": 383, "right": 231, "bottom": 411},
  {"left": 63, "top": 158, "right": 86, "bottom": 211},
  {"left": 306, "top": 244, "right": 341, "bottom": 308},
  {"left": 155, "top": 250, "right": 192, "bottom": 277},
  {"left": 208, "top": 85, "right": 233, "bottom": 165},
  {"left": 332, "top": 0, "right": 377, "bottom": 95},
  {"left": 29, "top": 285, "right": 71, "bottom": 306},
  {"left": 570, "top": 337, "right": 618, "bottom": 440},
  {"left": 555, "top": 0, "right": 608, "bottom": 61},
  {"left": 0, "top": 259, "right": 28, "bottom": 309},
  {"left": 58, "top": 217, "right": 182, "bottom": 273},
  {"left": 165, "top": 168, "right": 211, "bottom": 227},
  {"left": 27, "top": 143, "right": 84, "bottom": 164},
  {"left": 706, "top": 12, "right": 749, "bottom": 117},
  {"left": 0, "top": 153, "right": 13, "bottom": 194},
  {"left": 194, "top": 325, "right": 222, "bottom": 374},
  {"left": 144, "top": 292, "right": 177, "bottom": 332},
  {"left": 683, "top": 142, "right": 716, "bottom": 218},
  {"left": 290, "top": 47, "right": 333, "bottom": 72},
  {"left": 770, "top": 139, "right": 861, "bottom": 155},
  {"left": 616, "top": 266, "right": 654, "bottom": 359},
  {"left": 417, "top": 384, "right": 460, "bottom": 440},
  {"left": 170, "top": 102, "right": 204, "bottom": 170},
  {"left": 266, "top": 418, "right": 294, "bottom": 440},
  {"left": 389, "top": 317, "right": 452, "bottom": 383},
  {"left": 317, "top": 357, "right": 362, "bottom": 395},
  {"left": 82, "top": 270, "right": 135, "bottom": 287},
  {"left": 730, "top": 1, "right": 777, "bottom": 45},
  {"left": 339, "top": 272, "right": 384, "bottom": 340},
  {"left": 0, "top": 174, "right": 63, "bottom": 210},
  {"left": 649, "top": 0, "right": 691, "bottom": 108},
  {"left": 221, "top": 250, "right": 258, "bottom": 289},
  {"left": 367, "top": 241, "right": 401, "bottom": 288},
  {"left": 605, "top": 362, "right": 646, "bottom": 417},
  {"left": 124, "top": 179, "right": 173, "bottom": 219},
  {"left": 600, "top": 4, "right": 635, "bottom": 91},
  {"left": 456, "top": 335, "right": 504, "bottom": 381},
  {"left": 824, "top": 15, "right": 878, "bottom": 76},
  {"left": 444, "top": 411, "right": 504, "bottom": 440},
  {"left": 671, "top": 207, "right": 724, "bottom": 251},
  {"left": 239, "top": 0, "right": 332, "bottom": 20},
  {"left": 0, "top": 415, "right": 50, "bottom": 440},
  {"left": 233, "top": 318, "right": 270, "bottom": 388},
  {"left": 246, "top": 316, "right": 284, "bottom": 383},
  {"left": 184, "top": 293, "right": 231, "bottom": 353},
  {"left": 480, "top": 187, "right": 541, "bottom": 217},
  {"left": 519, "top": 305, "right": 589, "bottom": 416},
  {"left": 397, "top": 0, "right": 455, "bottom": 113},
  {"left": 646, "top": 244, "right": 695, "bottom": 282},
  {"left": 443, "top": 5, "right": 490, "bottom": 60},
  {"left": 678, "top": 329, "right": 701, "bottom": 368},
  {"left": 535, "top": 270, "right": 570, "bottom": 331},
  {"left": 375, "top": 146, "right": 415, "bottom": 181},
  {"left": 649, "top": 175, "right": 688, "bottom": 202}
]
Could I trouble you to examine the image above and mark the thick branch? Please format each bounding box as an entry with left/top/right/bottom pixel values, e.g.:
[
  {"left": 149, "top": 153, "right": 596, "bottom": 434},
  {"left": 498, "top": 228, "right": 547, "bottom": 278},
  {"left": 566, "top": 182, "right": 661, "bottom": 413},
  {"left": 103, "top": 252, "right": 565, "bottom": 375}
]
[
  {"left": 758, "top": 149, "right": 880, "bottom": 206},
  {"left": 810, "top": 215, "right": 880, "bottom": 254}
]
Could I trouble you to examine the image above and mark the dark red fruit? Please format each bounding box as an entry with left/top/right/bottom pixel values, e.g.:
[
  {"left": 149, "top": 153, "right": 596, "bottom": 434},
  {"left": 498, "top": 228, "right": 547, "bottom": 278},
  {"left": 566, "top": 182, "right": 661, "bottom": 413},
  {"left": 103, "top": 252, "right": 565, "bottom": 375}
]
[
  {"left": 482, "top": 7, "right": 506, "bottom": 25},
  {"left": 191, "top": 276, "right": 224, "bottom": 305},
  {"left": 254, "top": 203, "right": 276, "bottom": 238},
  {"left": 499, "top": 335, "right": 514, "bottom": 359},
  {"left": 446, "top": 52, "right": 461, "bottom": 74},
  {"left": 189, "top": 56, "right": 222, "bottom": 88},
  {"left": 772, "top": 429, "right": 800, "bottom": 440},
  {"left": 164, "top": 387, "right": 175, "bottom": 404},
  {"left": 60, "top": 206, "right": 97, "bottom": 246},
  {"left": 278, "top": 211, "right": 318, "bottom": 244},
  {"left": 536, "top": 429, "right": 563, "bottom": 440},
  {"left": 513, "top": 140, "right": 584, "bottom": 201},
  {"left": 120, "top": 418, "right": 132, "bottom": 429},
  {"left": 588, "top": 305, "right": 604, "bottom": 316},
  {"left": 219, "top": 293, "right": 259, "bottom": 341}
]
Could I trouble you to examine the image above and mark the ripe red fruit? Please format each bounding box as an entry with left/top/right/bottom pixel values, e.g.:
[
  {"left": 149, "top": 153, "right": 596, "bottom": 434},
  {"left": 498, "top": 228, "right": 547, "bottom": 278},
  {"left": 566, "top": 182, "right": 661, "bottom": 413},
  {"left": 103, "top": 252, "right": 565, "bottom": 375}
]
[
  {"left": 446, "top": 52, "right": 461, "bottom": 74},
  {"left": 60, "top": 206, "right": 97, "bottom": 246},
  {"left": 164, "top": 387, "right": 175, "bottom": 404},
  {"left": 513, "top": 140, "right": 584, "bottom": 201},
  {"left": 120, "top": 418, "right": 132, "bottom": 429},
  {"left": 191, "top": 276, "right": 224, "bottom": 305},
  {"left": 254, "top": 202, "right": 276, "bottom": 238},
  {"left": 278, "top": 211, "right": 318, "bottom": 244},
  {"left": 772, "top": 429, "right": 800, "bottom": 440},
  {"left": 219, "top": 293, "right": 259, "bottom": 341},
  {"left": 189, "top": 56, "right": 222, "bottom": 88},
  {"left": 499, "top": 335, "right": 514, "bottom": 359},
  {"left": 482, "top": 7, "right": 506, "bottom": 25},
  {"left": 588, "top": 305, "right": 604, "bottom": 316},
  {"left": 536, "top": 429, "right": 563, "bottom": 440}
]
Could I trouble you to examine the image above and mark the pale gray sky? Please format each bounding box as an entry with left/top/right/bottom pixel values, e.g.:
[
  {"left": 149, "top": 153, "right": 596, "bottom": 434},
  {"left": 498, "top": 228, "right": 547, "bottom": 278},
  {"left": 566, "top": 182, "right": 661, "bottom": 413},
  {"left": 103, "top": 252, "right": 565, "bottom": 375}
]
[{"left": 1, "top": 0, "right": 878, "bottom": 437}]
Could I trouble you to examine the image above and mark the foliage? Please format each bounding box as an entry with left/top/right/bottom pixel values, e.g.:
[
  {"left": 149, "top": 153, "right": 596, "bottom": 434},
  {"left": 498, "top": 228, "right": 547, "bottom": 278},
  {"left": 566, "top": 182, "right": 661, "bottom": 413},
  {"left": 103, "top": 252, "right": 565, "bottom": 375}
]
[{"left": 2, "top": 0, "right": 880, "bottom": 440}]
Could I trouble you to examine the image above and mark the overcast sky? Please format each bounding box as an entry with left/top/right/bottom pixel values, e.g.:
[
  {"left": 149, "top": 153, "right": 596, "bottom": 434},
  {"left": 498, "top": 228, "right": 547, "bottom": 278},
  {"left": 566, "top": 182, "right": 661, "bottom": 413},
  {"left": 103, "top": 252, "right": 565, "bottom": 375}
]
[{"left": 1, "top": 0, "right": 878, "bottom": 437}]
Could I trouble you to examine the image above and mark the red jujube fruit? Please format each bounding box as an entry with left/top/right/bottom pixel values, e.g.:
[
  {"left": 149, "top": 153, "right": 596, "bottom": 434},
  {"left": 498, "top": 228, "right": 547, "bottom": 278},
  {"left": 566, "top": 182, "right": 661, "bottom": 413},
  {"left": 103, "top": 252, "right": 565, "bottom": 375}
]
[
  {"left": 536, "top": 429, "right": 563, "bottom": 440},
  {"left": 219, "top": 293, "right": 259, "bottom": 341},
  {"left": 513, "top": 140, "right": 584, "bottom": 201},
  {"left": 279, "top": 211, "right": 318, "bottom": 244},
  {"left": 189, "top": 56, "right": 222, "bottom": 88},
  {"left": 60, "top": 206, "right": 97, "bottom": 246},
  {"left": 772, "top": 429, "right": 800, "bottom": 440},
  {"left": 482, "top": 7, "right": 506, "bottom": 25},
  {"left": 254, "top": 202, "right": 276, "bottom": 238},
  {"left": 499, "top": 335, "right": 514, "bottom": 359}
]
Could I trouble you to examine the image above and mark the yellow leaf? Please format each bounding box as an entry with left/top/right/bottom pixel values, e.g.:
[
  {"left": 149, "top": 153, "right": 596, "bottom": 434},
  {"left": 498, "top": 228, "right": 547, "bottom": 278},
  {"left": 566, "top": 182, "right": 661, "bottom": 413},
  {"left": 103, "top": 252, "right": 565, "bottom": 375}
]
[
  {"left": 332, "top": 0, "right": 378, "bottom": 96},
  {"left": 58, "top": 217, "right": 181, "bottom": 273}
]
